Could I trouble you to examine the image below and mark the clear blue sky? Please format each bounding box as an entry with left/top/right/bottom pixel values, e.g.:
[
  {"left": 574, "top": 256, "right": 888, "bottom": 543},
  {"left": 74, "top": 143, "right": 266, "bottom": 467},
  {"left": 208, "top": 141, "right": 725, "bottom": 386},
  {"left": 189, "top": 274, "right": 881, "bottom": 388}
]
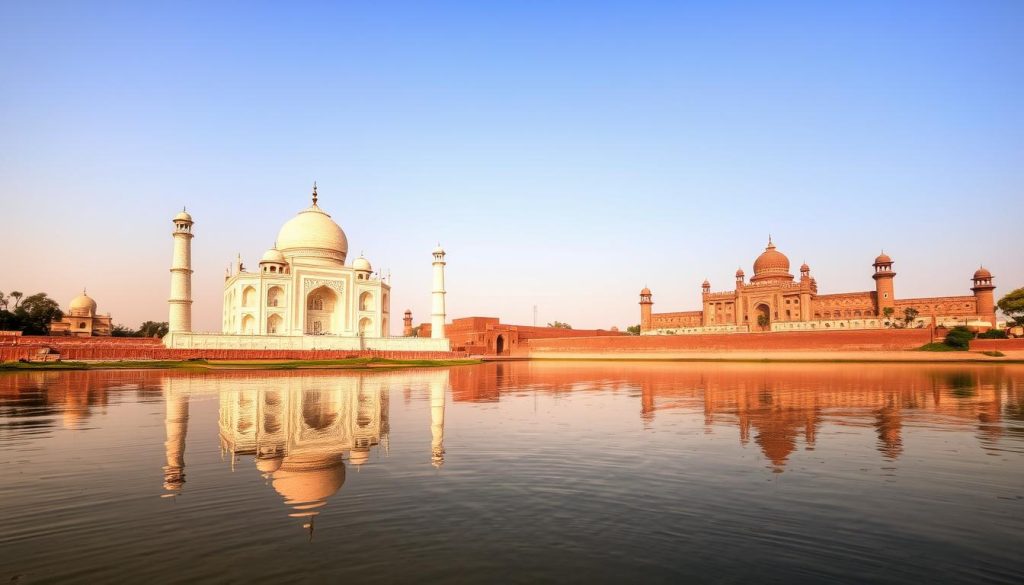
[{"left": 2, "top": 1, "right": 1021, "bottom": 331}]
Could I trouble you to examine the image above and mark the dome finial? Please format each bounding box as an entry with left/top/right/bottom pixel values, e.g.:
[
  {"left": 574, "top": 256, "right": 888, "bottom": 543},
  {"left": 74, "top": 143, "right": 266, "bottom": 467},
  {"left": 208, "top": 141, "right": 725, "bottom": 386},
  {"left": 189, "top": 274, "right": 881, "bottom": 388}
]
[{"left": 312, "top": 181, "right": 318, "bottom": 206}]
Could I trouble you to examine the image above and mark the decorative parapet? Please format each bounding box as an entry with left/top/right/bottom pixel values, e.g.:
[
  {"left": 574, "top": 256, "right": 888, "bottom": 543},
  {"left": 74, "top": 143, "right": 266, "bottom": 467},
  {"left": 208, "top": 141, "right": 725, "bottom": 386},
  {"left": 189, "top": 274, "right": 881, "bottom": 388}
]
[{"left": 643, "top": 324, "right": 749, "bottom": 335}]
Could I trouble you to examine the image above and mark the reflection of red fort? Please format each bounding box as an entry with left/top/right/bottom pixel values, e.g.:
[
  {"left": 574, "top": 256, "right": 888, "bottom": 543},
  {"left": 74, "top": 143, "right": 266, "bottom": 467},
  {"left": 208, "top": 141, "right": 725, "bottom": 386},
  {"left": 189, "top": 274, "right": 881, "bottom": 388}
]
[
  {"left": 640, "top": 239, "right": 997, "bottom": 334},
  {"left": 447, "top": 362, "right": 1020, "bottom": 471}
]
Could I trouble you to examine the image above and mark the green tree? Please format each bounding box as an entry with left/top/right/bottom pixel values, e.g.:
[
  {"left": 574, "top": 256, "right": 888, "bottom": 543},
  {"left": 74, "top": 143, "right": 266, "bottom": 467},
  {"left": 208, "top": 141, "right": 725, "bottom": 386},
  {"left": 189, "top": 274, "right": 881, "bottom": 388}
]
[
  {"left": 903, "top": 307, "right": 920, "bottom": 327},
  {"left": 944, "top": 326, "right": 973, "bottom": 350},
  {"left": 0, "top": 291, "right": 8, "bottom": 311},
  {"left": 757, "top": 314, "right": 770, "bottom": 330},
  {"left": 546, "top": 321, "right": 572, "bottom": 329},
  {"left": 882, "top": 307, "right": 895, "bottom": 325},
  {"left": 14, "top": 293, "right": 62, "bottom": 335},
  {"left": 997, "top": 287, "right": 1024, "bottom": 326},
  {"left": 111, "top": 324, "right": 135, "bottom": 337},
  {"left": 138, "top": 321, "right": 170, "bottom": 338},
  {"left": 10, "top": 291, "right": 24, "bottom": 309},
  {"left": 626, "top": 324, "right": 641, "bottom": 335}
]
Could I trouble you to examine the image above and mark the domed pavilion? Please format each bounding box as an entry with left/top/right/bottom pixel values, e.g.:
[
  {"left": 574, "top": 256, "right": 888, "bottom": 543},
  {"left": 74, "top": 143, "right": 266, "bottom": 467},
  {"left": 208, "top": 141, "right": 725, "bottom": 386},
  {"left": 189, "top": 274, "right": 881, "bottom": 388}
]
[{"left": 50, "top": 289, "right": 113, "bottom": 337}]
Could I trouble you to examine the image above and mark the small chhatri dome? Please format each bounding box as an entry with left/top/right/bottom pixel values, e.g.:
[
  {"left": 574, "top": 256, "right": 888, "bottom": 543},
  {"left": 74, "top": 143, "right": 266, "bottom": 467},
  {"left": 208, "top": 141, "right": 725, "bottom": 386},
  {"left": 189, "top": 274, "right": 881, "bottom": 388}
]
[
  {"left": 69, "top": 290, "right": 98, "bottom": 315},
  {"left": 874, "top": 251, "right": 893, "bottom": 264},
  {"left": 353, "top": 255, "right": 372, "bottom": 272},
  {"left": 174, "top": 207, "right": 193, "bottom": 222},
  {"left": 973, "top": 266, "right": 992, "bottom": 279},
  {"left": 261, "top": 246, "right": 286, "bottom": 264},
  {"left": 800, "top": 262, "right": 810, "bottom": 272},
  {"left": 640, "top": 286, "right": 652, "bottom": 295},
  {"left": 735, "top": 267, "right": 745, "bottom": 277},
  {"left": 702, "top": 278, "right": 711, "bottom": 287},
  {"left": 276, "top": 184, "right": 349, "bottom": 264},
  {"left": 752, "top": 237, "right": 791, "bottom": 281}
]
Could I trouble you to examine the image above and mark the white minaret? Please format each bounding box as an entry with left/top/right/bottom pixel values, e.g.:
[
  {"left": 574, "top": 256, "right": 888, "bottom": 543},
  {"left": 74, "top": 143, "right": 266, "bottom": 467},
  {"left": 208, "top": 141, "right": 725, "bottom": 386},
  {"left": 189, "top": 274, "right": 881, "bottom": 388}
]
[
  {"left": 168, "top": 209, "right": 194, "bottom": 333},
  {"left": 431, "top": 244, "right": 447, "bottom": 339}
]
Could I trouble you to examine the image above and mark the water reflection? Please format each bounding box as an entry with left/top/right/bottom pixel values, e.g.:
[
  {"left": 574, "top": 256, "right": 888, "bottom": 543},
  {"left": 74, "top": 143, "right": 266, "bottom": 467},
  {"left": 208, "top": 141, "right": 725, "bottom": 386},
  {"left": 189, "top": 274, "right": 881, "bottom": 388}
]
[
  {"left": 154, "top": 370, "right": 449, "bottom": 535},
  {"left": 450, "top": 362, "right": 1024, "bottom": 470},
  {"left": 1, "top": 364, "right": 1024, "bottom": 583}
]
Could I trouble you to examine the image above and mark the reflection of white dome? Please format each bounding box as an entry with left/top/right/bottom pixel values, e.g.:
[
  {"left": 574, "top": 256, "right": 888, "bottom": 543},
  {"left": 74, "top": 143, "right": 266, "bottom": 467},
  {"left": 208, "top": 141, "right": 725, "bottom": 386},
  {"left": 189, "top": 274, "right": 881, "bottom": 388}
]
[
  {"left": 69, "top": 291, "right": 97, "bottom": 316},
  {"left": 256, "top": 456, "right": 284, "bottom": 474},
  {"left": 276, "top": 198, "right": 348, "bottom": 264},
  {"left": 349, "top": 449, "right": 370, "bottom": 466},
  {"left": 271, "top": 456, "right": 346, "bottom": 517}
]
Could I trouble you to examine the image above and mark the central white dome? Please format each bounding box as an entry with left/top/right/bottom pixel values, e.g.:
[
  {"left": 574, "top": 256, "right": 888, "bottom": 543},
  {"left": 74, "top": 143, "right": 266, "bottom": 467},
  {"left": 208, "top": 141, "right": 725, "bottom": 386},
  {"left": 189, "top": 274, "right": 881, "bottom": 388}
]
[{"left": 276, "top": 203, "right": 348, "bottom": 264}]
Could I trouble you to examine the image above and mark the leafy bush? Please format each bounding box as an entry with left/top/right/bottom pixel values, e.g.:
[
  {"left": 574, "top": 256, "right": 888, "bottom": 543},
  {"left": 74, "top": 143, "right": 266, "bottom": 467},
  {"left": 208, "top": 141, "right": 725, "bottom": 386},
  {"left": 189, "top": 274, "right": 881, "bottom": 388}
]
[
  {"left": 944, "top": 326, "right": 974, "bottom": 349},
  {"left": 918, "top": 342, "right": 958, "bottom": 352},
  {"left": 977, "top": 329, "right": 1007, "bottom": 339}
]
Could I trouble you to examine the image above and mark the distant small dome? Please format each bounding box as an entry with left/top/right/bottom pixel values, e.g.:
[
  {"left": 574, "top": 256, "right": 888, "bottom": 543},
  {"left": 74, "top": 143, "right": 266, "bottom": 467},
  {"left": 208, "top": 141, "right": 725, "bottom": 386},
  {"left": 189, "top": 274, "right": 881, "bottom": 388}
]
[
  {"left": 174, "top": 210, "right": 193, "bottom": 222},
  {"left": 800, "top": 262, "right": 810, "bottom": 272},
  {"left": 874, "top": 252, "right": 893, "bottom": 265},
  {"left": 433, "top": 244, "right": 445, "bottom": 255},
  {"left": 640, "top": 287, "right": 651, "bottom": 295},
  {"left": 261, "top": 247, "right": 286, "bottom": 264},
  {"left": 735, "top": 268, "right": 745, "bottom": 277},
  {"left": 973, "top": 267, "right": 992, "bottom": 279},
  {"left": 69, "top": 292, "right": 97, "bottom": 315},
  {"left": 353, "top": 256, "right": 372, "bottom": 272},
  {"left": 702, "top": 279, "right": 710, "bottom": 287}
]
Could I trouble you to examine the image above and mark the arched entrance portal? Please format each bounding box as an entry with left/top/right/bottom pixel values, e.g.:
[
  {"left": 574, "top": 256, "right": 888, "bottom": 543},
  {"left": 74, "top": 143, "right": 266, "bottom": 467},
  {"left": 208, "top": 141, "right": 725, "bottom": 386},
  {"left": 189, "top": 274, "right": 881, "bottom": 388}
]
[
  {"left": 495, "top": 335, "right": 505, "bottom": 356},
  {"left": 755, "top": 303, "right": 771, "bottom": 331},
  {"left": 306, "top": 286, "right": 339, "bottom": 335}
]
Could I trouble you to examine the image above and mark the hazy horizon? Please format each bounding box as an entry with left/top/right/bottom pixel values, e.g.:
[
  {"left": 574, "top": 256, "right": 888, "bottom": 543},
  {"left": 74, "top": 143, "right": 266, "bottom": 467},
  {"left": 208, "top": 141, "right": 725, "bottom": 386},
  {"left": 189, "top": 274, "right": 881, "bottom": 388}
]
[{"left": 2, "top": 1, "right": 1021, "bottom": 332}]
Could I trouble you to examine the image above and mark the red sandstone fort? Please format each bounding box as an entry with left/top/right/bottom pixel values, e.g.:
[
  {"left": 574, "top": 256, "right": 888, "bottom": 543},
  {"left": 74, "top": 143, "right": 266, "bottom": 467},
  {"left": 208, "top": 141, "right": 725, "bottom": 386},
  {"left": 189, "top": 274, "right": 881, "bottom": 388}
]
[{"left": 640, "top": 238, "right": 997, "bottom": 335}]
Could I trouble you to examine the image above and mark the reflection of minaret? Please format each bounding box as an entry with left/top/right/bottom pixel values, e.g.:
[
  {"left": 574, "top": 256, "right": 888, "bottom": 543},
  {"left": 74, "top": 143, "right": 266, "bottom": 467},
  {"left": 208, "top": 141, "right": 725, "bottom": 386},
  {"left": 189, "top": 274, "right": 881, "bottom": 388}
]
[
  {"left": 875, "top": 400, "right": 903, "bottom": 460},
  {"left": 430, "top": 373, "right": 446, "bottom": 468},
  {"left": 163, "top": 389, "right": 190, "bottom": 494},
  {"left": 640, "top": 383, "right": 655, "bottom": 425}
]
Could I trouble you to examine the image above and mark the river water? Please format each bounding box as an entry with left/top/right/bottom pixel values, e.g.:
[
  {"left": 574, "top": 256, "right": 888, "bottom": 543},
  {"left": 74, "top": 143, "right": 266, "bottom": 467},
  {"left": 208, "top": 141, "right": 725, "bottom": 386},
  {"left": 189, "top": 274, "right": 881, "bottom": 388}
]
[{"left": 1, "top": 362, "right": 1022, "bottom": 584}]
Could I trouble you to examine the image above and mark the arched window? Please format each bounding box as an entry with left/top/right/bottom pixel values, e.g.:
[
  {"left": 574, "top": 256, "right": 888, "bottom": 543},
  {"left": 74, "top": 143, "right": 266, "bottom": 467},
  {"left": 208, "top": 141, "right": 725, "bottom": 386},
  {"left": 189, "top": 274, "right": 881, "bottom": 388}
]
[
  {"left": 359, "top": 291, "right": 374, "bottom": 311},
  {"left": 358, "top": 317, "right": 373, "bottom": 336},
  {"left": 242, "top": 286, "right": 257, "bottom": 307},
  {"left": 267, "top": 286, "right": 284, "bottom": 307},
  {"left": 308, "top": 295, "right": 324, "bottom": 311}
]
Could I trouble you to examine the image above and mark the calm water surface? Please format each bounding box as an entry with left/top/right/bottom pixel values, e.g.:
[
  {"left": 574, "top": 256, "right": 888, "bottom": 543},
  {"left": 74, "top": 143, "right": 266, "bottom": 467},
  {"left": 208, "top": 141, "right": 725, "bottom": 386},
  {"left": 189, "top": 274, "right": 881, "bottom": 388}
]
[{"left": 1, "top": 362, "right": 1022, "bottom": 584}]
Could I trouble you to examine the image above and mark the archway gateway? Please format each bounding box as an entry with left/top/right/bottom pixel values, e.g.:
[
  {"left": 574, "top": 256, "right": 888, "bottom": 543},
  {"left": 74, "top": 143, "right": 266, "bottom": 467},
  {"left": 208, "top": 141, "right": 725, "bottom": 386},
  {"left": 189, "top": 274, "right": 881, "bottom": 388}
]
[
  {"left": 495, "top": 335, "right": 505, "bottom": 355},
  {"left": 306, "top": 286, "right": 339, "bottom": 335},
  {"left": 755, "top": 303, "right": 771, "bottom": 331}
]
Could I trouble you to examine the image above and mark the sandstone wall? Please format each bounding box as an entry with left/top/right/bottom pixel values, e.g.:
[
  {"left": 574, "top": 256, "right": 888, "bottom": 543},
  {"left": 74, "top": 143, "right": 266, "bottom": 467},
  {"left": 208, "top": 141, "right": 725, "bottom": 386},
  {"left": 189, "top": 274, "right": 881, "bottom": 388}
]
[{"left": 522, "top": 329, "right": 934, "bottom": 358}]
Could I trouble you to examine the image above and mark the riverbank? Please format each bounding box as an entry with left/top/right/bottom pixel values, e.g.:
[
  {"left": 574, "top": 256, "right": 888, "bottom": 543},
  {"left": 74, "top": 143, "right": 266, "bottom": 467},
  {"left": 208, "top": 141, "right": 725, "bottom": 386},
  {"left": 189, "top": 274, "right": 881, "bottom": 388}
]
[
  {"left": 0, "top": 357, "right": 482, "bottom": 372},
  {"left": 505, "top": 350, "right": 1024, "bottom": 363}
]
